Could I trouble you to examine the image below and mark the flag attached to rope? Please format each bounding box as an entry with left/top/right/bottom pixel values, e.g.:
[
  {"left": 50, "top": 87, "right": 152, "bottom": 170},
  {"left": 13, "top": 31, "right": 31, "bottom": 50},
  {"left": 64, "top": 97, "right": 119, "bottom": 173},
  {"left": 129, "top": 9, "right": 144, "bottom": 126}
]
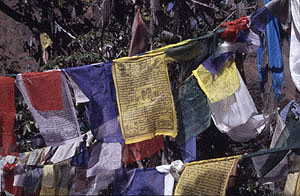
[
  {"left": 175, "top": 76, "right": 211, "bottom": 146},
  {"left": 253, "top": 101, "right": 300, "bottom": 178},
  {"left": 192, "top": 59, "right": 240, "bottom": 103},
  {"left": 113, "top": 168, "right": 165, "bottom": 195},
  {"left": 113, "top": 53, "right": 177, "bottom": 144},
  {"left": 64, "top": 62, "right": 124, "bottom": 143},
  {"left": 174, "top": 155, "right": 241, "bottom": 196},
  {"left": 122, "top": 135, "right": 164, "bottom": 164},
  {"left": 16, "top": 71, "right": 82, "bottom": 146},
  {"left": 209, "top": 72, "right": 266, "bottom": 142},
  {"left": 0, "top": 76, "right": 18, "bottom": 156}
]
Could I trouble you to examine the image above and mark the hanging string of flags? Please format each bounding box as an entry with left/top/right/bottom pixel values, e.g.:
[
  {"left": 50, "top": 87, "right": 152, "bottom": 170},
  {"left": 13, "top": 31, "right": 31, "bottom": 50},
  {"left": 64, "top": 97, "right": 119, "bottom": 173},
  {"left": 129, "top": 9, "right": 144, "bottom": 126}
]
[{"left": 0, "top": 0, "right": 300, "bottom": 195}]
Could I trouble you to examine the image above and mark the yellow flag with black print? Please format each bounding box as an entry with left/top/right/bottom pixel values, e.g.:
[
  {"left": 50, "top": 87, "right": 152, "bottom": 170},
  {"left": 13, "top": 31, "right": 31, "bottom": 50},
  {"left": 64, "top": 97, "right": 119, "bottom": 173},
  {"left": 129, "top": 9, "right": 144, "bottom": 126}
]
[
  {"left": 192, "top": 59, "right": 240, "bottom": 103},
  {"left": 175, "top": 155, "right": 241, "bottom": 196},
  {"left": 113, "top": 52, "right": 177, "bottom": 144}
]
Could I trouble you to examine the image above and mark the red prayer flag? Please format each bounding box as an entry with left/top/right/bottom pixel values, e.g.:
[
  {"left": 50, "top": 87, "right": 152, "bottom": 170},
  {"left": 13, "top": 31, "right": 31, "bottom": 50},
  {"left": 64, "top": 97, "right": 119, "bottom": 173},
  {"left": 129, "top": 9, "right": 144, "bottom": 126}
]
[
  {"left": 122, "top": 135, "right": 164, "bottom": 164},
  {"left": 220, "top": 16, "right": 249, "bottom": 42},
  {"left": 128, "top": 9, "right": 149, "bottom": 57},
  {"left": 22, "top": 71, "right": 63, "bottom": 111},
  {"left": 3, "top": 163, "right": 23, "bottom": 196},
  {"left": 0, "top": 76, "right": 18, "bottom": 156}
]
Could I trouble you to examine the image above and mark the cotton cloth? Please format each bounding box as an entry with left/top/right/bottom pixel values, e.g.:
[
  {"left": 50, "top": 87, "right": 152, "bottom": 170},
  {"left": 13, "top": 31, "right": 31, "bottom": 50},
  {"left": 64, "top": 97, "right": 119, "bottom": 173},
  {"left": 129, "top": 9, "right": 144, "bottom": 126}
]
[
  {"left": 179, "top": 136, "right": 197, "bottom": 163},
  {"left": 16, "top": 71, "right": 82, "bottom": 146},
  {"left": 253, "top": 102, "right": 300, "bottom": 177},
  {"left": 201, "top": 53, "right": 232, "bottom": 76},
  {"left": 113, "top": 168, "right": 165, "bottom": 196},
  {"left": 64, "top": 63, "right": 124, "bottom": 143},
  {"left": 290, "top": 0, "right": 300, "bottom": 92},
  {"left": 3, "top": 163, "right": 23, "bottom": 196},
  {"left": 122, "top": 136, "right": 163, "bottom": 164},
  {"left": 175, "top": 76, "right": 211, "bottom": 146},
  {"left": 128, "top": 9, "right": 148, "bottom": 56},
  {"left": 71, "top": 138, "right": 90, "bottom": 167},
  {"left": 22, "top": 167, "right": 43, "bottom": 195},
  {"left": 27, "top": 149, "right": 43, "bottom": 165},
  {"left": 156, "top": 160, "right": 185, "bottom": 196},
  {"left": 113, "top": 53, "right": 177, "bottom": 144},
  {"left": 209, "top": 72, "right": 264, "bottom": 142},
  {"left": 87, "top": 143, "right": 122, "bottom": 190},
  {"left": 0, "top": 76, "right": 18, "bottom": 156},
  {"left": 50, "top": 142, "right": 77, "bottom": 164},
  {"left": 40, "top": 165, "right": 60, "bottom": 196},
  {"left": 251, "top": 117, "right": 288, "bottom": 182},
  {"left": 264, "top": 0, "right": 285, "bottom": 98},
  {"left": 65, "top": 73, "right": 89, "bottom": 104},
  {"left": 174, "top": 155, "right": 241, "bottom": 196},
  {"left": 193, "top": 59, "right": 240, "bottom": 103}
]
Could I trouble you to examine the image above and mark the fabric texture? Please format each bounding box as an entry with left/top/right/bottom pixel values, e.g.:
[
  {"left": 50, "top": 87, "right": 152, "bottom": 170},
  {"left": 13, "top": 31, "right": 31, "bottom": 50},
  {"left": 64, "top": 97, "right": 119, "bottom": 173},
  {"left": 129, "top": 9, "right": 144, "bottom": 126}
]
[
  {"left": 87, "top": 143, "right": 122, "bottom": 190},
  {"left": 113, "top": 54, "right": 177, "bottom": 144},
  {"left": 3, "top": 163, "right": 23, "bottom": 196},
  {"left": 122, "top": 136, "right": 163, "bottom": 164},
  {"left": 253, "top": 101, "right": 300, "bottom": 177},
  {"left": 16, "top": 71, "right": 82, "bottom": 146},
  {"left": 193, "top": 59, "right": 240, "bottom": 103},
  {"left": 220, "top": 16, "right": 249, "bottom": 42},
  {"left": 0, "top": 76, "right": 18, "bottom": 156},
  {"left": 264, "top": 0, "right": 285, "bottom": 98},
  {"left": 209, "top": 72, "right": 257, "bottom": 132},
  {"left": 251, "top": 116, "right": 288, "bottom": 183},
  {"left": 71, "top": 138, "right": 90, "bottom": 167},
  {"left": 175, "top": 75, "right": 211, "bottom": 146},
  {"left": 179, "top": 136, "right": 197, "bottom": 163},
  {"left": 64, "top": 62, "right": 124, "bottom": 143},
  {"left": 128, "top": 9, "right": 148, "bottom": 56},
  {"left": 201, "top": 53, "right": 232, "bottom": 76},
  {"left": 174, "top": 155, "right": 241, "bottom": 196},
  {"left": 284, "top": 172, "right": 299, "bottom": 196},
  {"left": 113, "top": 168, "right": 165, "bottom": 196},
  {"left": 290, "top": 0, "right": 300, "bottom": 92},
  {"left": 23, "top": 167, "right": 43, "bottom": 195},
  {"left": 50, "top": 142, "right": 77, "bottom": 164}
]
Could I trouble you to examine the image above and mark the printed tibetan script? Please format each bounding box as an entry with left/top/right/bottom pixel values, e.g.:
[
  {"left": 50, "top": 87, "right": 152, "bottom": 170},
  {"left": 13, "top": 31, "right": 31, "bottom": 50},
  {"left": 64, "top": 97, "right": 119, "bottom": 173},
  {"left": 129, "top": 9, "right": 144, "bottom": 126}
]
[
  {"left": 113, "top": 54, "right": 177, "bottom": 144},
  {"left": 175, "top": 155, "right": 241, "bottom": 196}
]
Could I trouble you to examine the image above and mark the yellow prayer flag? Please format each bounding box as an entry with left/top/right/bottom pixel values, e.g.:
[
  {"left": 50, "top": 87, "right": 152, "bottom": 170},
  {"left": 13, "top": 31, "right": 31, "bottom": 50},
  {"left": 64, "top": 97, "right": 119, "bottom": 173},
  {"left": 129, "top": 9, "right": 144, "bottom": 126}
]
[
  {"left": 40, "top": 33, "right": 53, "bottom": 51},
  {"left": 113, "top": 53, "right": 177, "bottom": 144},
  {"left": 175, "top": 155, "right": 241, "bottom": 196},
  {"left": 284, "top": 172, "right": 300, "bottom": 196},
  {"left": 192, "top": 59, "right": 240, "bottom": 103},
  {"left": 40, "top": 165, "right": 60, "bottom": 196}
]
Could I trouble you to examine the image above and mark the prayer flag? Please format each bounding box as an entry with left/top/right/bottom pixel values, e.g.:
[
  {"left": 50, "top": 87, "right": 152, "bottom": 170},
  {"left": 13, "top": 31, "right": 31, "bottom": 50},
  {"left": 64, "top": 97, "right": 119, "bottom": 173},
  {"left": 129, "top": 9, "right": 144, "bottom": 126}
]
[
  {"left": 16, "top": 71, "right": 82, "bottom": 146},
  {"left": 113, "top": 53, "right": 177, "bottom": 144},
  {"left": 129, "top": 9, "right": 148, "bottom": 57},
  {"left": 113, "top": 168, "right": 165, "bottom": 195},
  {"left": 192, "top": 59, "right": 240, "bottom": 103},
  {"left": 175, "top": 75, "right": 211, "bottom": 146},
  {"left": 290, "top": 0, "right": 300, "bottom": 92},
  {"left": 64, "top": 62, "right": 124, "bottom": 143},
  {"left": 3, "top": 163, "right": 23, "bottom": 196},
  {"left": 174, "top": 155, "right": 241, "bottom": 196},
  {"left": 253, "top": 101, "right": 300, "bottom": 178},
  {"left": 122, "top": 136, "right": 163, "bottom": 164},
  {"left": 0, "top": 76, "right": 18, "bottom": 156}
]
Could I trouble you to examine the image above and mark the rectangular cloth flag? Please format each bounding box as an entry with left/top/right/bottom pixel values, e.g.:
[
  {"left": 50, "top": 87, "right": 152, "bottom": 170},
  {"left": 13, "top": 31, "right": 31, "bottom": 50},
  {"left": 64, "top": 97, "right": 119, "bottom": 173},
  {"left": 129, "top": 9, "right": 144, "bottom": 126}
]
[
  {"left": 209, "top": 72, "right": 266, "bottom": 142},
  {"left": 87, "top": 143, "right": 122, "bottom": 191},
  {"left": 252, "top": 101, "right": 300, "bottom": 178},
  {"left": 290, "top": 0, "right": 300, "bottom": 93},
  {"left": 113, "top": 168, "right": 165, "bottom": 196},
  {"left": 175, "top": 76, "right": 211, "bottom": 146},
  {"left": 3, "top": 163, "right": 23, "bottom": 196},
  {"left": 64, "top": 62, "right": 124, "bottom": 143},
  {"left": 0, "top": 76, "right": 18, "bottom": 156},
  {"left": 122, "top": 135, "right": 163, "bottom": 164},
  {"left": 174, "top": 155, "right": 241, "bottom": 196},
  {"left": 16, "top": 71, "right": 82, "bottom": 146},
  {"left": 192, "top": 59, "right": 240, "bottom": 103},
  {"left": 113, "top": 53, "right": 177, "bottom": 144}
]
